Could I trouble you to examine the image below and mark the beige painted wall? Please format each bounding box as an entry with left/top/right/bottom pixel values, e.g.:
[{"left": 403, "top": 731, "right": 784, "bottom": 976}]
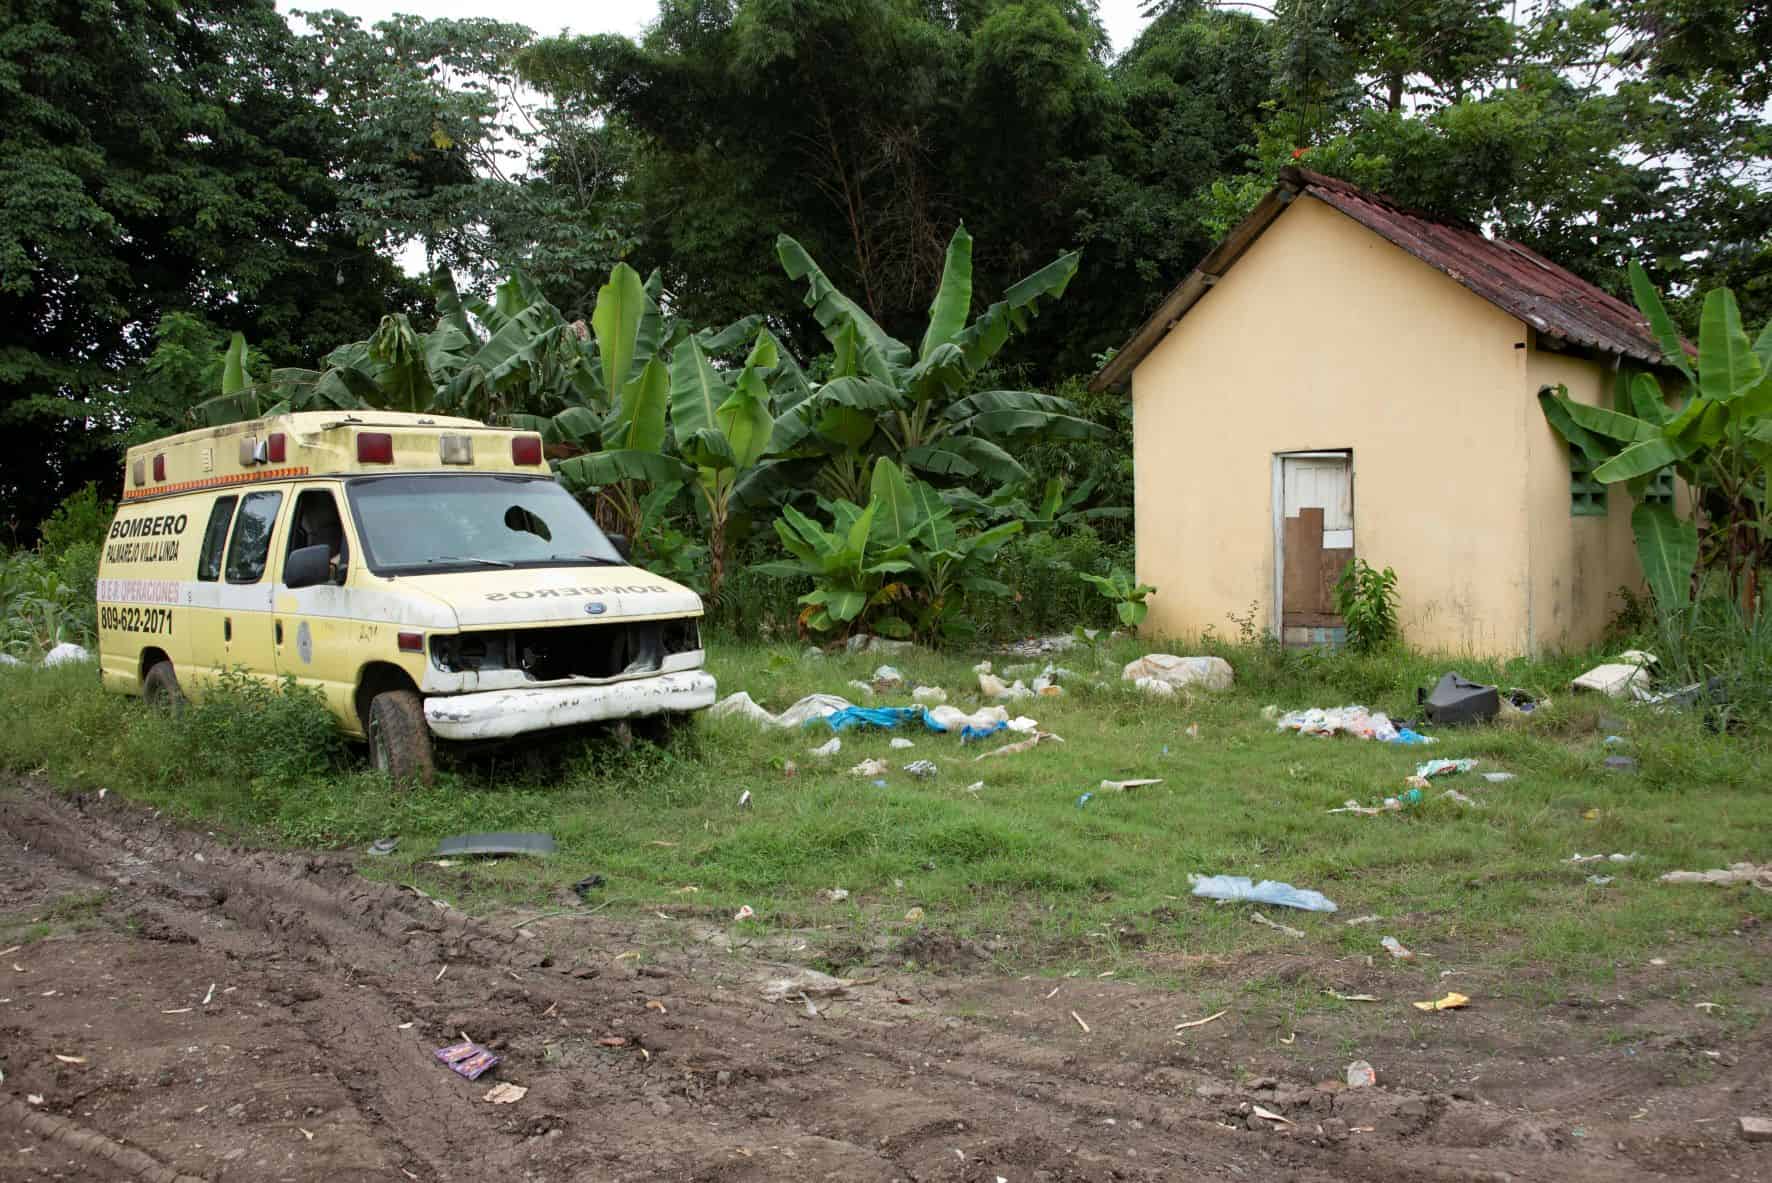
[
  {"left": 1524, "top": 351, "right": 1652, "bottom": 652},
  {"left": 1130, "top": 195, "right": 1542, "bottom": 654}
]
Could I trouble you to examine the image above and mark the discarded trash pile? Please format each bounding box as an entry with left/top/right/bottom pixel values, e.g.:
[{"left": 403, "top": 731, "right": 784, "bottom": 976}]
[{"left": 1275, "top": 705, "right": 1433, "bottom": 745}]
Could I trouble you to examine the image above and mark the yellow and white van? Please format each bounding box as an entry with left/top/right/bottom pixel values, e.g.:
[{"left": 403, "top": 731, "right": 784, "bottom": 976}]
[{"left": 96, "top": 411, "right": 713, "bottom": 781}]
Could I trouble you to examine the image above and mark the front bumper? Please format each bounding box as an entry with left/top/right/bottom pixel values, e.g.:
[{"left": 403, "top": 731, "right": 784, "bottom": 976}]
[{"left": 422, "top": 670, "right": 717, "bottom": 741}]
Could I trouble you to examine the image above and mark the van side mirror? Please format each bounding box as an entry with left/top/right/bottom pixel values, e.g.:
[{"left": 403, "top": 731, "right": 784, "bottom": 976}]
[
  {"left": 606, "top": 533, "right": 632, "bottom": 561},
  {"left": 285, "top": 544, "right": 332, "bottom": 589}
]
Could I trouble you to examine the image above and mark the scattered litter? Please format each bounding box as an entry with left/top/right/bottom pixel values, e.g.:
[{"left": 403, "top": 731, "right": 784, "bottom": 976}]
[
  {"left": 1419, "top": 673, "right": 1499, "bottom": 726},
  {"left": 872, "top": 665, "right": 905, "bottom": 690},
  {"left": 889, "top": 737, "right": 915, "bottom": 749},
  {"left": 435, "top": 832, "right": 556, "bottom": 858},
  {"left": 1174, "top": 1010, "right": 1227, "bottom": 1031},
  {"left": 367, "top": 837, "right": 398, "bottom": 856},
  {"left": 809, "top": 737, "right": 841, "bottom": 757},
  {"left": 871, "top": 779, "right": 887, "bottom": 787},
  {"left": 1414, "top": 758, "right": 1478, "bottom": 779},
  {"left": 845, "top": 634, "right": 913, "bottom": 655},
  {"left": 435, "top": 1040, "right": 500, "bottom": 1081},
  {"left": 1343, "top": 915, "right": 1380, "bottom": 927},
  {"left": 1250, "top": 912, "right": 1304, "bottom": 938},
  {"left": 1380, "top": 936, "right": 1415, "bottom": 961},
  {"left": 1412, "top": 992, "right": 1470, "bottom": 1012},
  {"left": 847, "top": 680, "right": 875, "bottom": 697},
  {"left": 1276, "top": 705, "right": 1433, "bottom": 744},
  {"left": 911, "top": 685, "right": 948, "bottom": 705},
  {"left": 1694, "top": 1001, "right": 1725, "bottom": 1013},
  {"left": 434, "top": 966, "right": 448, "bottom": 983},
  {"left": 849, "top": 759, "right": 888, "bottom": 777},
  {"left": 1261, "top": 704, "right": 1280, "bottom": 720},
  {"left": 1189, "top": 875, "right": 1337, "bottom": 913},
  {"left": 709, "top": 691, "right": 850, "bottom": 728},
  {"left": 1570, "top": 651, "right": 1656, "bottom": 698},
  {"left": 572, "top": 875, "right": 605, "bottom": 900},
  {"left": 1185, "top": 722, "right": 1200, "bottom": 740},
  {"left": 300, "top": 1127, "right": 314, "bottom": 1140},
  {"left": 26, "top": 1095, "right": 42, "bottom": 1106},
  {"left": 1660, "top": 863, "right": 1772, "bottom": 890},
  {"left": 1345, "top": 1060, "right": 1377, "bottom": 1088},
  {"left": 1325, "top": 991, "right": 1382, "bottom": 1002},
  {"left": 1251, "top": 1104, "right": 1294, "bottom": 1126},
  {"left": 43, "top": 642, "right": 92, "bottom": 667},
  {"left": 1586, "top": 875, "right": 1615, "bottom": 886},
  {"left": 1603, "top": 734, "right": 1627, "bottom": 746},
  {"left": 1071, "top": 1010, "right": 1090, "bottom": 1033},
  {"left": 1100, "top": 778, "right": 1162, "bottom": 792},
  {"left": 926, "top": 703, "right": 1011, "bottom": 734},
  {"left": 733, "top": 905, "right": 755, "bottom": 921},
  {"left": 1122, "top": 653, "right": 1234, "bottom": 692},
  {"left": 1603, "top": 755, "right": 1638, "bottom": 772},
  {"left": 903, "top": 760, "right": 938, "bottom": 778},
  {"left": 974, "top": 731, "right": 1064, "bottom": 760},
  {"left": 161, "top": 1007, "right": 192, "bottom": 1014},
  {"left": 1481, "top": 772, "right": 1517, "bottom": 783},
  {"left": 738, "top": 789, "right": 752, "bottom": 808},
  {"left": 821, "top": 887, "right": 850, "bottom": 902},
  {"left": 202, "top": 983, "right": 215, "bottom": 1006},
  {"left": 761, "top": 970, "right": 853, "bottom": 1002},
  {"left": 1440, "top": 789, "right": 1482, "bottom": 807},
  {"left": 1075, "top": 792, "right": 1093, "bottom": 808},
  {"left": 904, "top": 907, "right": 925, "bottom": 922},
  {"left": 1007, "top": 716, "right": 1038, "bottom": 732},
  {"left": 965, "top": 781, "right": 984, "bottom": 792},
  {"left": 818, "top": 705, "right": 926, "bottom": 732},
  {"left": 52, "top": 1054, "right": 86, "bottom": 1064},
  {"left": 483, "top": 1082, "right": 527, "bottom": 1104},
  {"left": 1739, "top": 1116, "right": 1772, "bottom": 1142}
]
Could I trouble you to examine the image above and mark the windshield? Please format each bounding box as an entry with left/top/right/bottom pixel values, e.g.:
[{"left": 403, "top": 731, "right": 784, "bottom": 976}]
[{"left": 346, "top": 475, "right": 626, "bottom": 574}]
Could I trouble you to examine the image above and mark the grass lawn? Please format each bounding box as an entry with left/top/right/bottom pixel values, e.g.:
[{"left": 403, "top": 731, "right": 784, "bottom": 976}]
[{"left": 3, "top": 637, "right": 1768, "bottom": 1014}]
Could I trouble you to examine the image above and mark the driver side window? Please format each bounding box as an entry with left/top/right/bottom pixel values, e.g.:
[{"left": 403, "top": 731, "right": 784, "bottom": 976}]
[{"left": 287, "top": 488, "right": 349, "bottom": 573}]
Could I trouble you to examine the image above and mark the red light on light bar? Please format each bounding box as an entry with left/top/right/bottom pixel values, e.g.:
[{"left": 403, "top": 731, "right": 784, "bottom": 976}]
[
  {"left": 511, "top": 435, "right": 543, "bottom": 466},
  {"left": 152, "top": 455, "right": 166, "bottom": 482},
  {"left": 397, "top": 632, "right": 423, "bottom": 653},
  {"left": 357, "top": 432, "right": 394, "bottom": 464},
  {"left": 267, "top": 433, "right": 286, "bottom": 463}
]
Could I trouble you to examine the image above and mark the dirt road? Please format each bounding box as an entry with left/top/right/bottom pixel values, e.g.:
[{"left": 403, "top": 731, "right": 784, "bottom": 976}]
[{"left": 0, "top": 779, "right": 1764, "bottom": 1181}]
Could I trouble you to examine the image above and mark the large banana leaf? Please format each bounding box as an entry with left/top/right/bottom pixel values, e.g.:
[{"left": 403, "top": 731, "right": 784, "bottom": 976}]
[
  {"left": 952, "top": 250, "right": 1080, "bottom": 371},
  {"left": 963, "top": 409, "right": 1106, "bottom": 439},
  {"left": 669, "top": 336, "right": 729, "bottom": 440},
  {"left": 905, "top": 436, "right": 1027, "bottom": 483},
  {"left": 943, "top": 389, "right": 1088, "bottom": 419},
  {"left": 222, "top": 332, "right": 249, "bottom": 397},
  {"left": 608, "top": 358, "right": 669, "bottom": 452},
  {"left": 716, "top": 378, "right": 774, "bottom": 471},
  {"left": 869, "top": 458, "right": 921, "bottom": 546},
  {"left": 592, "top": 263, "right": 647, "bottom": 399},
  {"left": 556, "top": 449, "right": 692, "bottom": 490},
  {"left": 1755, "top": 318, "right": 1772, "bottom": 372},
  {"left": 1628, "top": 373, "right": 1670, "bottom": 425},
  {"left": 696, "top": 314, "right": 766, "bottom": 356},
  {"left": 1631, "top": 501, "right": 1697, "bottom": 612},
  {"left": 367, "top": 315, "right": 434, "bottom": 412},
  {"left": 920, "top": 226, "right": 973, "bottom": 362},
  {"left": 1550, "top": 395, "right": 1659, "bottom": 442},
  {"left": 1594, "top": 435, "right": 1690, "bottom": 482},
  {"left": 1628, "top": 260, "right": 1694, "bottom": 383},
  {"left": 776, "top": 234, "right": 913, "bottom": 370},
  {"left": 1697, "top": 287, "right": 1763, "bottom": 402},
  {"left": 679, "top": 426, "right": 737, "bottom": 471},
  {"left": 433, "top": 267, "right": 476, "bottom": 343}
]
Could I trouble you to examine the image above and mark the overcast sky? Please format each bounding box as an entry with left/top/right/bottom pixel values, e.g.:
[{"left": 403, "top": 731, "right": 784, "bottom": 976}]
[{"left": 282, "top": 0, "right": 1155, "bottom": 56}]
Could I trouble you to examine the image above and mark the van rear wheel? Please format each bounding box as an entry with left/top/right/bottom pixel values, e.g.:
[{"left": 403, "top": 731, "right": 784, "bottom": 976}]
[
  {"left": 142, "top": 661, "right": 185, "bottom": 712},
  {"left": 367, "top": 690, "right": 435, "bottom": 788}
]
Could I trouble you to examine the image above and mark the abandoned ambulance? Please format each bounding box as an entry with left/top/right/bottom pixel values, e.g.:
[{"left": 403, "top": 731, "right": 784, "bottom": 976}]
[{"left": 96, "top": 412, "right": 713, "bottom": 782}]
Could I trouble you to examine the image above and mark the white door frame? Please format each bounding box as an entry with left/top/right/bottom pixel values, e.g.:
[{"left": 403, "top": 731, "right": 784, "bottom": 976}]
[{"left": 1271, "top": 450, "right": 1353, "bottom": 641}]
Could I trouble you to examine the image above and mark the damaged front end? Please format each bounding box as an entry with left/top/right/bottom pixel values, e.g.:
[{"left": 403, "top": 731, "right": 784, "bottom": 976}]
[{"left": 430, "top": 617, "right": 702, "bottom": 682}]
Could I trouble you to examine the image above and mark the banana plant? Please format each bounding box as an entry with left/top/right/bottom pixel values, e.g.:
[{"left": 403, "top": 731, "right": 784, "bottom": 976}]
[
  {"left": 1539, "top": 262, "right": 1772, "bottom": 615},
  {"left": 756, "top": 496, "right": 913, "bottom": 636},
  {"left": 773, "top": 226, "right": 1105, "bottom": 498}
]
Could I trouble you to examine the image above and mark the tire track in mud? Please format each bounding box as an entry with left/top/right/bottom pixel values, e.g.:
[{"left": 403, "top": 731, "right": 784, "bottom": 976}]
[{"left": 0, "top": 783, "right": 1761, "bottom": 1182}]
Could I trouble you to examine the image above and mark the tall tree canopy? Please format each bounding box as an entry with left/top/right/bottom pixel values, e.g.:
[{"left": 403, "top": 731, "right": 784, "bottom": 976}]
[{"left": 0, "top": 0, "right": 416, "bottom": 535}]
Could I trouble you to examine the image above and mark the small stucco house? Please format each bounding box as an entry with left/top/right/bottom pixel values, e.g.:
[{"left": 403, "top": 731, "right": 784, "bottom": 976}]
[{"left": 1092, "top": 167, "right": 1682, "bottom": 656}]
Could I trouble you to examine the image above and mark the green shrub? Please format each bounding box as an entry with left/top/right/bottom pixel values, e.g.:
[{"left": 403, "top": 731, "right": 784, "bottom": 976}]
[{"left": 1333, "top": 558, "right": 1400, "bottom": 653}]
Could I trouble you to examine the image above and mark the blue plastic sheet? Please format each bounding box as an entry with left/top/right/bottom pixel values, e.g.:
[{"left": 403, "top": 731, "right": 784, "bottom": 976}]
[
  {"left": 1389, "top": 728, "right": 1433, "bottom": 745},
  {"left": 959, "top": 720, "right": 1008, "bottom": 743},
  {"left": 811, "top": 705, "right": 925, "bottom": 732}
]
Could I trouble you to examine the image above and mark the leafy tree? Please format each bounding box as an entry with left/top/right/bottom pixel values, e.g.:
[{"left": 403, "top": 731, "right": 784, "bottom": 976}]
[{"left": 0, "top": 0, "right": 418, "bottom": 537}]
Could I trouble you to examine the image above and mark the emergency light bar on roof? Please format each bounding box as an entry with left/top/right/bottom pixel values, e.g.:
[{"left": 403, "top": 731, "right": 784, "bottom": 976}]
[{"left": 118, "top": 411, "right": 549, "bottom": 502}]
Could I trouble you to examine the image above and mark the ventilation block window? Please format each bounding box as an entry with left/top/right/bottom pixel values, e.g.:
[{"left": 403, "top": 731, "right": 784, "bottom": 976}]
[
  {"left": 1570, "top": 448, "right": 1607, "bottom": 516},
  {"left": 1644, "top": 468, "right": 1676, "bottom": 507}
]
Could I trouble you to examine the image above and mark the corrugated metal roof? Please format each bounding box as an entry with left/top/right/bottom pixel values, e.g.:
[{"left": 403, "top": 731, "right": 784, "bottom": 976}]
[{"left": 1091, "top": 167, "right": 1674, "bottom": 391}]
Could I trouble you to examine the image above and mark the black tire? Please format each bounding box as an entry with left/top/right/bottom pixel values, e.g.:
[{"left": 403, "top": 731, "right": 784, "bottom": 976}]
[
  {"left": 367, "top": 689, "right": 435, "bottom": 788},
  {"left": 141, "top": 661, "right": 185, "bottom": 711},
  {"left": 632, "top": 712, "right": 693, "bottom": 744}
]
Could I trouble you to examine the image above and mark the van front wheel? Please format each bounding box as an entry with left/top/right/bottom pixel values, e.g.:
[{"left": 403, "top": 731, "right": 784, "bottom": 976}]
[{"left": 367, "top": 690, "right": 435, "bottom": 788}]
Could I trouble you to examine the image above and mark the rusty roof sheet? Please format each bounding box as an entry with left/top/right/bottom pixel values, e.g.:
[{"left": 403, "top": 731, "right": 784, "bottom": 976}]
[{"left": 1092, "top": 166, "right": 1673, "bottom": 391}]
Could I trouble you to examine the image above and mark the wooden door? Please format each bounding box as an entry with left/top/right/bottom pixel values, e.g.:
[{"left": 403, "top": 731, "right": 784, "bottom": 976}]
[{"left": 1278, "top": 454, "right": 1353, "bottom": 647}]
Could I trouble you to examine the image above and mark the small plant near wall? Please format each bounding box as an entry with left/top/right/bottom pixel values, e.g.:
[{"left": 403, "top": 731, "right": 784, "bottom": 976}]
[
  {"left": 1079, "top": 568, "right": 1157, "bottom": 627},
  {"left": 1334, "top": 558, "right": 1399, "bottom": 652}
]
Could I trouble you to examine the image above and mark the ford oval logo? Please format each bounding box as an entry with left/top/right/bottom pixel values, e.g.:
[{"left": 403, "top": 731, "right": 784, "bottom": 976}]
[{"left": 585, "top": 601, "right": 607, "bottom": 616}]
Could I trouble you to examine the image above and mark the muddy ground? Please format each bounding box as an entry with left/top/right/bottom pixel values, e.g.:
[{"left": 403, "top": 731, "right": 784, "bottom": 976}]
[{"left": 0, "top": 778, "right": 1766, "bottom": 1182}]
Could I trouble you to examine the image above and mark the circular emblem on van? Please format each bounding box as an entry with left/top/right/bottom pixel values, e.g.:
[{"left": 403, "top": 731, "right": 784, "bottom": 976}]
[{"left": 585, "top": 601, "right": 607, "bottom": 616}]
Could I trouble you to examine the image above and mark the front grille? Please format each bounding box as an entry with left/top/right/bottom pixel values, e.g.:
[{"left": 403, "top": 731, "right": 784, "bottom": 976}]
[{"left": 432, "top": 618, "right": 701, "bottom": 681}]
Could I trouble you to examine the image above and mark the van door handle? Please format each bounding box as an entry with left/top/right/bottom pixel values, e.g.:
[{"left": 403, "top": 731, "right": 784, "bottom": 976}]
[
  {"left": 223, "top": 617, "right": 232, "bottom": 643},
  {"left": 275, "top": 621, "right": 284, "bottom": 645}
]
